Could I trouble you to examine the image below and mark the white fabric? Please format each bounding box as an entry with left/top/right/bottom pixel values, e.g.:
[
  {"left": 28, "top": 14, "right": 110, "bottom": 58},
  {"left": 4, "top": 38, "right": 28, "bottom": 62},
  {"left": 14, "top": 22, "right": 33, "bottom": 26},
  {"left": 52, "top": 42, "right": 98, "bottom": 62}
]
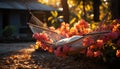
[{"left": 56, "top": 35, "right": 83, "bottom": 46}]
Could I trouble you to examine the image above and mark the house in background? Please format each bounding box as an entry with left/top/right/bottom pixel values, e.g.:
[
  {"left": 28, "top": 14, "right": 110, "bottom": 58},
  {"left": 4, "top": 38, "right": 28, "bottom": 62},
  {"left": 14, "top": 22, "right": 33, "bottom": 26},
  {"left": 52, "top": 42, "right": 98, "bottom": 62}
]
[{"left": 0, "top": 0, "right": 56, "bottom": 42}]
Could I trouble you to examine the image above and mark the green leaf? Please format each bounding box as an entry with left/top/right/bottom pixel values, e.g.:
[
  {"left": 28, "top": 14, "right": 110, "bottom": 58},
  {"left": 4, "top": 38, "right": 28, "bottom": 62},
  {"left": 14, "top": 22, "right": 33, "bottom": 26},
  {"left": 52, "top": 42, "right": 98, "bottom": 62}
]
[
  {"left": 48, "top": 16, "right": 53, "bottom": 21},
  {"left": 51, "top": 11, "right": 54, "bottom": 16},
  {"left": 58, "top": 16, "right": 63, "bottom": 18},
  {"left": 102, "top": 56, "right": 107, "bottom": 62},
  {"left": 70, "top": 18, "right": 76, "bottom": 24},
  {"left": 51, "top": 11, "right": 58, "bottom": 18},
  {"left": 77, "top": 14, "right": 81, "bottom": 19},
  {"left": 51, "top": 20, "right": 55, "bottom": 24},
  {"left": 112, "top": 46, "right": 117, "bottom": 50},
  {"left": 54, "top": 11, "right": 58, "bottom": 18}
]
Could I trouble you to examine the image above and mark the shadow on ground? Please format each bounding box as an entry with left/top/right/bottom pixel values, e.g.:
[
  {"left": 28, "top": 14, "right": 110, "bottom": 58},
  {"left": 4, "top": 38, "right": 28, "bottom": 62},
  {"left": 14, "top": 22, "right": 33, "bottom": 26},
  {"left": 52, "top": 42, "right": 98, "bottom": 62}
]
[{"left": 0, "top": 42, "right": 119, "bottom": 69}]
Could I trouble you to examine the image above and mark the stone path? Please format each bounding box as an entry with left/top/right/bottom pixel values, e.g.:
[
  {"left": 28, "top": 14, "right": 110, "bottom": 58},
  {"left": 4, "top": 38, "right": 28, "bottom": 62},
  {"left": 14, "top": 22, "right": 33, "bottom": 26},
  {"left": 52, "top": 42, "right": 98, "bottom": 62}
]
[{"left": 0, "top": 42, "right": 35, "bottom": 54}]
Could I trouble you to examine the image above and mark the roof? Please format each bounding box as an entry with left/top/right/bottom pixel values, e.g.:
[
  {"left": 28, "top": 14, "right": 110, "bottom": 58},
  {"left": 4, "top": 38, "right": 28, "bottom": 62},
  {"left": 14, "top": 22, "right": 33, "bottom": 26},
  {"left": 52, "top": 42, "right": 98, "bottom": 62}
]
[{"left": 0, "top": 1, "right": 56, "bottom": 11}]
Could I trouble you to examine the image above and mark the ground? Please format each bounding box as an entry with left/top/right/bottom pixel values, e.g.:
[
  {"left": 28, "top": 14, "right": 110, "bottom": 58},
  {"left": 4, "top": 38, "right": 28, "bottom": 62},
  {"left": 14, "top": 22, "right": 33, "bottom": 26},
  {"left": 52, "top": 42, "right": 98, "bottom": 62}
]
[{"left": 0, "top": 42, "right": 112, "bottom": 69}]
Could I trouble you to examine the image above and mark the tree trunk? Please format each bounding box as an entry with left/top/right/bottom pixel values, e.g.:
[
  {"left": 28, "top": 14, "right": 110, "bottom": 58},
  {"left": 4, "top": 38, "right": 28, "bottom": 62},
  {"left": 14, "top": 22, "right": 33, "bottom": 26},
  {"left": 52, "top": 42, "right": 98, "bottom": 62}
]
[
  {"left": 110, "top": 0, "right": 120, "bottom": 19},
  {"left": 93, "top": 0, "right": 101, "bottom": 22},
  {"left": 61, "top": 0, "right": 69, "bottom": 23},
  {"left": 83, "top": 0, "right": 86, "bottom": 20}
]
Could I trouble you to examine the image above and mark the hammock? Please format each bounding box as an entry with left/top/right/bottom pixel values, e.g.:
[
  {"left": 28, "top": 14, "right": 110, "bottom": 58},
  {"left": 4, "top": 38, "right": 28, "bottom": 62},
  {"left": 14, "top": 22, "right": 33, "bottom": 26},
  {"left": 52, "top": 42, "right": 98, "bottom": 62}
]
[{"left": 27, "top": 12, "right": 110, "bottom": 53}]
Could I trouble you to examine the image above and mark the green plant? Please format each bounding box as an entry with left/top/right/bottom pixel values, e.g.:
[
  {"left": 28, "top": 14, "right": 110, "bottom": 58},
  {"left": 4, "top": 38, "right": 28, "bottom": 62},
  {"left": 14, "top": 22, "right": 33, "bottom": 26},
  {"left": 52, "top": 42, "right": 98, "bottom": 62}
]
[
  {"left": 3, "top": 25, "right": 16, "bottom": 37},
  {"left": 48, "top": 11, "right": 63, "bottom": 28}
]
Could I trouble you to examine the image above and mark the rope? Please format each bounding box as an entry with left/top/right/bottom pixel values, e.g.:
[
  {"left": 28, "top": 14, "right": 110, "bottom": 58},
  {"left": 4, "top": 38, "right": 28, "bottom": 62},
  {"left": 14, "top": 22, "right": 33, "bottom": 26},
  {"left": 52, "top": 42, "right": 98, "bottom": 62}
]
[{"left": 22, "top": 0, "right": 45, "bottom": 27}]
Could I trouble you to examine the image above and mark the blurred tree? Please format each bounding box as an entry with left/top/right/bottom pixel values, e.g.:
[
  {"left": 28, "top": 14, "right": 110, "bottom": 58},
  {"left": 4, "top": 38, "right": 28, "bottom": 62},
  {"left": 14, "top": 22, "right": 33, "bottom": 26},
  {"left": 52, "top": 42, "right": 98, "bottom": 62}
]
[
  {"left": 61, "top": 0, "right": 69, "bottom": 23},
  {"left": 68, "top": 0, "right": 93, "bottom": 23},
  {"left": 93, "top": 0, "right": 101, "bottom": 22},
  {"left": 83, "top": 0, "right": 86, "bottom": 20},
  {"left": 110, "top": 0, "right": 120, "bottom": 19}
]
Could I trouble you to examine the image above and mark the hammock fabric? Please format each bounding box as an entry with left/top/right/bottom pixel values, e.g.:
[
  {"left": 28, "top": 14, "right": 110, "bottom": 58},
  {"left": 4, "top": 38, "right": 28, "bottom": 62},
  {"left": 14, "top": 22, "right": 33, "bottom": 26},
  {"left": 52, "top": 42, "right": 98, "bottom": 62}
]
[{"left": 27, "top": 12, "right": 110, "bottom": 55}]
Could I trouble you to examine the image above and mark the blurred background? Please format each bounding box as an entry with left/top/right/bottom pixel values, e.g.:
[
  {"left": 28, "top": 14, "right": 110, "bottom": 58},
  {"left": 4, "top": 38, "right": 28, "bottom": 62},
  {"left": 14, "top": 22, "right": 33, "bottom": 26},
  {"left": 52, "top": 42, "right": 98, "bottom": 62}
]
[{"left": 0, "top": 0, "right": 119, "bottom": 42}]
